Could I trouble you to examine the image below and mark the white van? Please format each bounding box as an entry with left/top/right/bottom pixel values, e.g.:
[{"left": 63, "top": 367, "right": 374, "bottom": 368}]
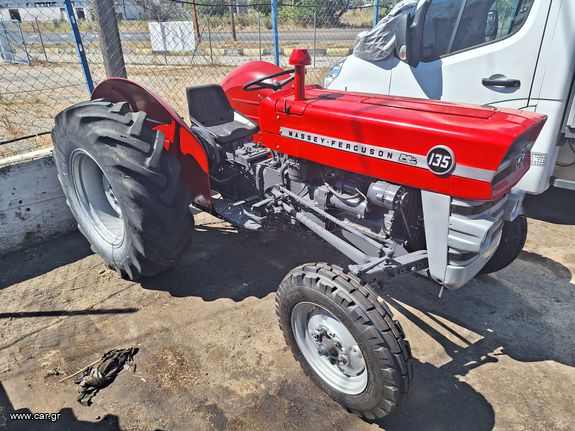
[{"left": 325, "top": 0, "right": 575, "bottom": 195}]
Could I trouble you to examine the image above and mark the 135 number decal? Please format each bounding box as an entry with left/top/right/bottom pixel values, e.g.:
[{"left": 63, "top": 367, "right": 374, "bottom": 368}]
[{"left": 427, "top": 146, "right": 455, "bottom": 176}]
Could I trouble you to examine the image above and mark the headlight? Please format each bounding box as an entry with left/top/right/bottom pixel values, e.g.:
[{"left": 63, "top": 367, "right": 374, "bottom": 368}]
[{"left": 324, "top": 58, "right": 346, "bottom": 88}]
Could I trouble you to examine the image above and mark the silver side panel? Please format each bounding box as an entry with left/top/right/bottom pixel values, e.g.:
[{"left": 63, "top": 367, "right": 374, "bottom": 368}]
[
  {"left": 444, "top": 197, "right": 505, "bottom": 289},
  {"left": 421, "top": 190, "right": 450, "bottom": 284},
  {"left": 422, "top": 190, "right": 524, "bottom": 290}
]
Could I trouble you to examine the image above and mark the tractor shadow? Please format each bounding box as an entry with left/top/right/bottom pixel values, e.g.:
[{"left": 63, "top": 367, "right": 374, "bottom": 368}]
[
  {"left": 140, "top": 223, "right": 347, "bottom": 301},
  {"left": 376, "top": 249, "right": 574, "bottom": 430},
  {"left": 141, "top": 226, "right": 498, "bottom": 430},
  {"left": 377, "top": 359, "right": 495, "bottom": 431},
  {"left": 0, "top": 232, "right": 92, "bottom": 291},
  {"left": 387, "top": 249, "right": 574, "bottom": 367},
  {"left": 141, "top": 219, "right": 574, "bottom": 431}
]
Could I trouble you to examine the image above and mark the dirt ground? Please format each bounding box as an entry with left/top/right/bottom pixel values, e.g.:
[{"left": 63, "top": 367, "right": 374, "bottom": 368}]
[{"left": 0, "top": 190, "right": 574, "bottom": 431}]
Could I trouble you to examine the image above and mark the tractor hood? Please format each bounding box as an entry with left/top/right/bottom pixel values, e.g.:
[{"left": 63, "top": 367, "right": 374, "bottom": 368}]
[{"left": 257, "top": 87, "right": 546, "bottom": 200}]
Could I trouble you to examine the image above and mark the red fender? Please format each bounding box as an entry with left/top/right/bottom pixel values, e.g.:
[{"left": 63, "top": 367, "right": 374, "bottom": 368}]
[
  {"left": 221, "top": 61, "right": 285, "bottom": 123},
  {"left": 92, "top": 78, "right": 211, "bottom": 210}
]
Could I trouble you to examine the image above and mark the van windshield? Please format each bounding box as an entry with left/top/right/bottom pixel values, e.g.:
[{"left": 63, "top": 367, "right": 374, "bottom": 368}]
[{"left": 421, "top": 0, "right": 536, "bottom": 61}]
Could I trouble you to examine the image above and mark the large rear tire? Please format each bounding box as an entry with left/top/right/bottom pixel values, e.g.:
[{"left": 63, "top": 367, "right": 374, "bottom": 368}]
[
  {"left": 276, "top": 263, "right": 412, "bottom": 419},
  {"left": 52, "top": 99, "right": 194, "bottom": 280},
  {"left": 480, "top": 213, "right": 527, "bottom": 274}
]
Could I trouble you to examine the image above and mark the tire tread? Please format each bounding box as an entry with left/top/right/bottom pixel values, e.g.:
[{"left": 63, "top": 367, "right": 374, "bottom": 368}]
[
  {"left": 51, "top": 100, "right": 194, "bottom": 279},
  {"left": 276, "top": 262, "right": 413, "bottom": 419}
]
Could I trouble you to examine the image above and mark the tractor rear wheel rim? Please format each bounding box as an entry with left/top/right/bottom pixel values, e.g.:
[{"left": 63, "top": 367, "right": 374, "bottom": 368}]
[
  {"left": 70, "top": 149, "right": 125, "bottom": 247},
  {"left": 291, "top": 301, "right": 368, "bottom": 395}
]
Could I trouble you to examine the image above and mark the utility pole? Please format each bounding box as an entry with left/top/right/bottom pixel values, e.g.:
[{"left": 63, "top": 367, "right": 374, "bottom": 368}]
[
  {"left": 93, "top": 0, "right": 127, "bottom": 78},
  {"left": 229, "top": 0, "right": 237, "bottom": 42},
  {"left": 192, "top": 1, "right": 201, "bottom": 42}
]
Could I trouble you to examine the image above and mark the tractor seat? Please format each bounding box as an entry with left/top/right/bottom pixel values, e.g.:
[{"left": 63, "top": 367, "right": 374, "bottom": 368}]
[{"left": 186, "top": 84, "right": 259, "bottom": 144}]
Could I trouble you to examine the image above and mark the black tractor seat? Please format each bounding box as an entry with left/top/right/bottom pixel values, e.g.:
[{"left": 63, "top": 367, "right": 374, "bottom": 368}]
[{"left": 186, "top": 84, "right": 259, "bottom": 144}]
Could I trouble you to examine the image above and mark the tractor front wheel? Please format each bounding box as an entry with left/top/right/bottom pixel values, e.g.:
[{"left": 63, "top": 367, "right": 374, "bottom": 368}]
[
  {"left": 52, "top": 99, "right": 194, "bottom": 280},
  {"left": 276, "top": 263, "right": 413, "bottom": 419}
]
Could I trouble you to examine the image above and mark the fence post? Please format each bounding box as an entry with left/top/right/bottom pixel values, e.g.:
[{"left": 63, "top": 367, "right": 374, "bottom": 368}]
[
  {"left": 271, "top": 0, "right": 279, "bottom": 66},
  {"left": 207, "top": 15, "right": 213, "bottom": 64},
  {"left": 17, "top": 20, "right": 31, "bottom": 65},
  {"left": 229, "top": 0, "right": 237, "bottom": 42},
  {"left": 34, "top": 18, "right": 48, "bottom": 62},
  {"left": 312, "top": 11, "right": 316, "bottom": 68},
  {"left": 257, "top": 12, "right": 262, "bottom": 61},
  {"left": 192, "top": 2, "right": 201, "bottom": 43},
  {"left": 63, "top": 0, "right": 94, "bottom": 93},
  {"left": 373, "top": 0, "right": 381, "bottom": 26},
  {"left": 93, "top": 0, "right": 127, "bottom": 78}
]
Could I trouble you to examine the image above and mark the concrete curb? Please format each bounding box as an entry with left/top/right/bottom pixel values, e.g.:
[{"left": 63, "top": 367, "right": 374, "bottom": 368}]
[
  {"left": 0, "top": 148, "right": 76, "bottom": 255},
  {"left": 326, "top": 47, "right": 353, "bottom": 56},
  {"left": 130, "top": 47, "right": 348, "bottom": 58}
]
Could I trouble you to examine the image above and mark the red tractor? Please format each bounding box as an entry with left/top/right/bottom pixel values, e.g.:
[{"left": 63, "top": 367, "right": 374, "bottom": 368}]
[{"left": 52, "top": 49, "right": 545, "bottom": 419}]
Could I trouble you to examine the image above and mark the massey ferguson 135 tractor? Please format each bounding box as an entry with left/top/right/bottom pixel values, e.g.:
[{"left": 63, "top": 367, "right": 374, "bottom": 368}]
[{"left": 52, "top": 49, "right": 545, "bottom": 418}]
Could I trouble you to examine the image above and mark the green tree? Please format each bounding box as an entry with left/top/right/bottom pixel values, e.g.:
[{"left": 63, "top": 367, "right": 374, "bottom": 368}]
[
  {"left": 252, "top": 2, "right": 273, "bottom": 15},
  {"left": 279, "top": 0, "right": 353, "bottom": 27},
  {"left": 195, "top": 0, "right": 229, "bottom": 17},
  {"left": 136, "top": 0, "right": 185, "bottom": 21}
]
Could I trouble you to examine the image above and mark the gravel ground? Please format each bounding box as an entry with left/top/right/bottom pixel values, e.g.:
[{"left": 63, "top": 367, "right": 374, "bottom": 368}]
[{"left": 0, "top": 193, "right": 574, "bottom": 431}]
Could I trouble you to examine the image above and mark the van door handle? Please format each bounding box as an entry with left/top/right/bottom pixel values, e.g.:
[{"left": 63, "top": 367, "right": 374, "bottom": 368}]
[{"left": 482, "top": 78, "right": 521, "bottom": 88}]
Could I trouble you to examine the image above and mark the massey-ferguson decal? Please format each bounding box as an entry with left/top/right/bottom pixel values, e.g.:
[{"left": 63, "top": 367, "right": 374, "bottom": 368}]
[{"left": 280, "top": 127, "right": 422, "bottom": 167}]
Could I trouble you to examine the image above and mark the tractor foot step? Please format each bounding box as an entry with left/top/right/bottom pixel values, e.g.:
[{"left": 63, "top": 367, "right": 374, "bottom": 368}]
[{"left": 209, "top": 199, "right": 263, "bottom": 231}]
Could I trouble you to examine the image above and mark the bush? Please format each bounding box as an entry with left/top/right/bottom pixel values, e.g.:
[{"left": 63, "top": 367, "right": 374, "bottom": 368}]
[{"left": 235, "top": 12, "right": 252, "bottom": 28}]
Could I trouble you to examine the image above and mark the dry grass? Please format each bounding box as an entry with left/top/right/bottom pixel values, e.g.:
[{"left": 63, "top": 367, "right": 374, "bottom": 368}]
[
  {"left": 0, "top": 114, "right": 23, "bottom": 139},
  {"left": 0, "top": 59, "right": 329, "bottom": 158},
  {"left": 0, "top": 133, "right": 52, "bottom": 158}
]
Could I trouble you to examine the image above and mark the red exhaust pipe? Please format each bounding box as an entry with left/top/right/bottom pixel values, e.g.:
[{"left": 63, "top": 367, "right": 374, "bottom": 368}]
[{"left": 289, "top": 49, "right": 312, "bottom": 101}]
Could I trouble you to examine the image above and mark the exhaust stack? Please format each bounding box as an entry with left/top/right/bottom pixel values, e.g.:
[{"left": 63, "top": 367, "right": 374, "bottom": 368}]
[{"left": 289, "top": 49, "right": 312, "bottom": 101}]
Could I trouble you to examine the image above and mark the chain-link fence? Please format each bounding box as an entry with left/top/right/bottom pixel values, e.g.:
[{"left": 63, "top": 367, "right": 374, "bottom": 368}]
[{"left": 0, "top": 0, "right": 393, "bottom": 158}]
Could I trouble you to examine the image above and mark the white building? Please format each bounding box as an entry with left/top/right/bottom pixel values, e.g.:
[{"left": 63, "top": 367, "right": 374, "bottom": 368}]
[
  {"left": 115, "top": 0, "right": 144, "bottom": 21},
  {"left": 0, "top": 1, "right": 89, "bottom": 22},
  {"left": 0, "top": 0, "right": 144, "bottom": 22}
]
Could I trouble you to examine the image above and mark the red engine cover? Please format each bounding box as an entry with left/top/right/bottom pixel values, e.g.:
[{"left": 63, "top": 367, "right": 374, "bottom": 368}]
[{"left": 256, "top": 86, "right": 546, "bottom": 200}]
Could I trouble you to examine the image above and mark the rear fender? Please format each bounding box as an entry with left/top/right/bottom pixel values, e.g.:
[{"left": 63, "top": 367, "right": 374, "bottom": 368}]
[
  {"left": 221, "top": 61, "right": 285, "bottom": 123},
  {"left": 92, "top": 78, "right": 211, "bottom": 210}
]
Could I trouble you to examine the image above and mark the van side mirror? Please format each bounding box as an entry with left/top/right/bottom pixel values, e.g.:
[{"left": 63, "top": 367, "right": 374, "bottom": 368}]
[
  {"left": 395, "top": 0, "right": 431, "bottom": 68},
  {"left": 485, "top": 10, "right": 499, "bottom": 40},
  {"left": 394, "top": 13, "right": 411, "bottom": 63}
]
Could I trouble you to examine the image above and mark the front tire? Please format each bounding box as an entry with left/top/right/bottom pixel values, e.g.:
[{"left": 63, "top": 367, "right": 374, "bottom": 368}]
[
  {"left": 480, "top": 213, "right": 527, "bottom": 274},
  {"left": 52, "top": 99, "right": 194, "bottom": 280},
  {"left": 276, "top": 263, "right": 412, "bottom": 419}
]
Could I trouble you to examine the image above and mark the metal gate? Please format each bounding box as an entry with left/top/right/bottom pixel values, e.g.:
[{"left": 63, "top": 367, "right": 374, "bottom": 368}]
[{"left": 0, "top": 19, "right": 30, "bottom": 65}]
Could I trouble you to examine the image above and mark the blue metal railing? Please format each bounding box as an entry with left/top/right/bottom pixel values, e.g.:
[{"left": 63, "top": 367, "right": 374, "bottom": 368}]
[
  {"left": 271, "top": 0, "right": 280, "bottom": 66},
  {"left": 63, "top": 0, "right": 93, "bottom": 93}
]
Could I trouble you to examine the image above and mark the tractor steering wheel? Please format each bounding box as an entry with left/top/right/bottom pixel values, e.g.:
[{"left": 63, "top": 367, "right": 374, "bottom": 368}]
[{"left": 243, "top": 68, "right": 296, "bottom": 92}]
